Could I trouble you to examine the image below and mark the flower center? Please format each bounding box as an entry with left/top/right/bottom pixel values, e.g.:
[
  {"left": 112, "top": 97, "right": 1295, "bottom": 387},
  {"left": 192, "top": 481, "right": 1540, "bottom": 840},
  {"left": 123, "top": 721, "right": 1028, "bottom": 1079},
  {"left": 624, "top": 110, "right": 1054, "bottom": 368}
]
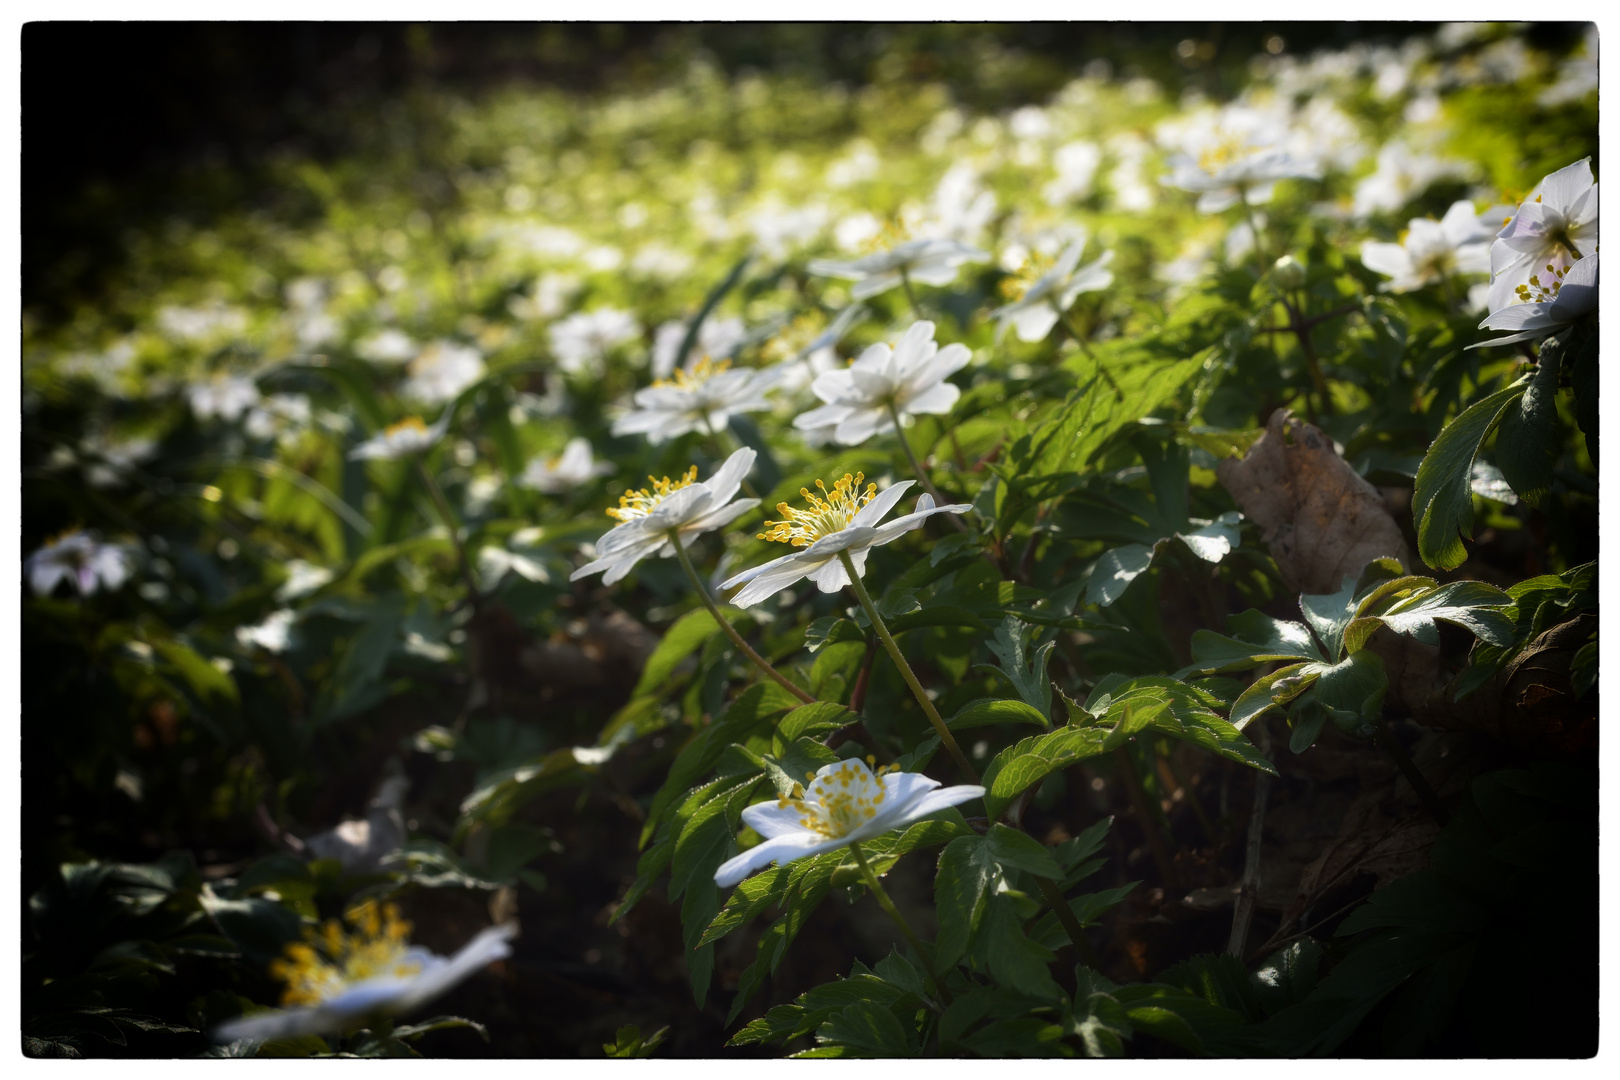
[
  {"left": 1197, "top": 133, "right": 1253, "bottom": 175},
  {"left": 1514, "top": 262, "right": 1569, "bottom": 304},
  {"left": 385, "top": 416, "right": 428, "bottom": 439},
  {"left": 861, "top": 218, "right": 911, "bottom": 255},
  {"left": 269, "top": 901, "right": 422, "bottom": 1008},
  {"left": 775, "top": 759, "right": 893, "bottom": 839},
  {"left": 606, "top": 466, "right": 699, "bottom": 521},
  {"left": 652, "top": 355, "right": 731, "bottom": 390},
  {"left": 758, "top": 473, "right": 877, "bottom": 546},
  {"left": 764, "top": 313, "right": 820, "bottom": 361},
  {"left": 998, "top": 251, "right": 1055, "bottom": 301}
]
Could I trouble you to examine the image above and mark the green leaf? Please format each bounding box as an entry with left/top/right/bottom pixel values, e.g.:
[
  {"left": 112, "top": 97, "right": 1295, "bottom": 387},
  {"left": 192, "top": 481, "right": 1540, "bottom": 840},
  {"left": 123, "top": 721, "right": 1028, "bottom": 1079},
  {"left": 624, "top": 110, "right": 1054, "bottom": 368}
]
[
  {"left": 635, "top": 607, "right": 738, "bottom": 695},
  {"left": 760, "top": 739, "right": 840, "bottom": 797},
  {"left": 1312, "top": 650, "right": 1388, "bottom": 738},
  {"left": 934, "top": 835, "right": 996, "bottom": 968},
  {"left": 977, "top": 891, "right": 1063, "bottom": 1001},
  {"left": 1251, "top": 938, "right": 1323, "bottom": 1017},
  {"left": 1179, "top": 608, "right": 1323, "bottom": 676},
  {"left": 804, "top": 616, "right": 865, "bottom": 654},
  {"left": 979, "top": 615, "right": 1056, "bottom": 718},
  {"left": 1230, "top": 661, "right": 1327, "bottom": 729},
  {"left": 949, "top": 697, "right": 1050, "bottom": 731},
  {"left": 1569, "top": 328, "right": 1597, "bottom": 462},
  {"left": 984, "top": 823, "right": 1063, "bottom": 879},
  {"left": 1157, "top": 952, "right": 1262, "bottom": 1022},
  {"left": 1344, "top": 579, "right": 1514, "bottom": 654},
  {"left": 777, "top": 701, "right": 855, "bottom": 742},
  {"left": 981, "top": 725, "right": 1113, "bottom": 822},
  {"left": 1299, "top": 574, "right": 1361, "bottom": 660},
  {"left": 1494, "top": 339, "right": 1565, "bottom": 508},
  {"left": 815, "top": 1001, "right": 913, "bottom": 1057},
  {"left": 1412, "top": 377, "right": 1529, "bottom": 570},
  {"left": 1084, "top": 543, "right": 1154, "bottom": 607}
]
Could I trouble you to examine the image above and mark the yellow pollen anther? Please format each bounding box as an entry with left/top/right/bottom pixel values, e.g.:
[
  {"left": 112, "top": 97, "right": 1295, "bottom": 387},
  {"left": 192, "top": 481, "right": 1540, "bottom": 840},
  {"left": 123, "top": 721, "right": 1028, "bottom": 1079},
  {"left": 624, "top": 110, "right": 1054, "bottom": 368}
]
[
  {"left": 269, "top": 900, "right": 421, "bottom": 1008},
  {"left": 605, "top": 465, "right": 700, "bottom": 521},
  {"left": 651, "top": 355, "right": 731, "bottom": 390},
  {"left": 385, "top": 416, "right": 429, "bottom": 438},
  {"left": 757, "top": 473, "right": 879, "bottom": 547}
]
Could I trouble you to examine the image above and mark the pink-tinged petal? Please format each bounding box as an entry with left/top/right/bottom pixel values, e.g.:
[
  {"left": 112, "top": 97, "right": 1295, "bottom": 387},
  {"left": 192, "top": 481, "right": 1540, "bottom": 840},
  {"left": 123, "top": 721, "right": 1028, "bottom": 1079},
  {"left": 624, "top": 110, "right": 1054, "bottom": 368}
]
[
  {"left": 834, "top": 408, "right": 891, "bottom": 445},
  {"left": 893, "top": 784, "right": 987, "bottom": 826},
  {"left": 850, "top": 271, "right": 903, "bottom": 299},
  {"left": 77, "top": 567, "right": 99, "bottom": 595},
  {"left": 806, "top": 556, "right": 852, "bottom": 593},
  {"left": 721, "top": 549, "right": 802, "bottom": 590},
  {"left": 866, "top": 500, "right": 972, "bottom": 546},
  {"left": 683, "top": 496, "right": 761, "bottom": 536},
  {"left": 905, "top": 342, "right": 972, "bottom": 393},
  {"left": 794, "top": 402, "right": 853, "bottom": 431},
  {"left": 848, "top": 481, "right": 915, "bottom": 529},
  {"left": 714, "top": 833, "right": 838, "bottom": 887},
  {"left": 729, "top": 562, "right": 819, "bottom": 608},
  {"left": 1359, "top": 242, "right": 1410, "bottom": 279},
  {"left": 1535, "top": 158, "right": 1594, "bottom": 216},
  {"left": 901, "top": 380, "right": 961, "bottom": 416}
]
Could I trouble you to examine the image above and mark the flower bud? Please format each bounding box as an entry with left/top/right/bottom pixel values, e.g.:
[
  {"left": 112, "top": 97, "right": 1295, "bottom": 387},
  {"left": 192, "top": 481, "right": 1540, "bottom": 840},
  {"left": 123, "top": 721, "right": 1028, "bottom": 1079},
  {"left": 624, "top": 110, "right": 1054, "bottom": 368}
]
[{"left": 1272, "top": 254, "right": 1307, "bottom": 290}]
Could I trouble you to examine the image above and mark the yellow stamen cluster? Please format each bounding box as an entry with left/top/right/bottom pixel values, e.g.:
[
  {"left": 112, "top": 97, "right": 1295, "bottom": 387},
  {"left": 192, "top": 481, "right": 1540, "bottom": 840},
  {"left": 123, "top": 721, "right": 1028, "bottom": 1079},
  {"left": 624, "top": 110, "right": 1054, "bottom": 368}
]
[
  {"left": 1197, "top": 135, "right": 1250, "bottom": 175},
  {"left": 758, "top": 473, "right": 877, "bottom": 546},
  {"left": 269, "top": 900, "right": 420, "bottom": 1008},
  {"left": 772, "top": 759, "right": 894, "bottom": 839},
  {"left": 651, "top": 355, "right": 731, "bottom": 390},
  {"left": 998, "top": 251, "right": 1056, "bottom": 301},
  {"left": 1515, "top": 262, "right": 1569, "bottom": 304},
  {"left": 861, "top": 218, "right": 911, "bottom": 255},
  {"left": 606, "top": 466, "right": 700, "bottom": 521},
  {"left": 763, "top": 313, "right": 820, "bottom": 362},
  {"left": 385, "top": 416, "right": 428, "bottom": 439}
]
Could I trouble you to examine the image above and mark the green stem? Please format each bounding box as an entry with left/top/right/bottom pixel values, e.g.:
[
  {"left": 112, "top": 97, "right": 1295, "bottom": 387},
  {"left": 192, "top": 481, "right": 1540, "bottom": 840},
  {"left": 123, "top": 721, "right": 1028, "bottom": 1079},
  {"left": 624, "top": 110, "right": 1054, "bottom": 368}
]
[
  {"left": 1114, "top": 744, "right": 1178, "bottom": 891},
  {"left": 838, "top": 550, "right": 978, "bottom": 783},
  {"left": 886, "top": 402, "right": 966, "bottom": 531},
  {"left": 1057, "top": 308, "right": 1096, "bottom": 359},
  {"left": 1032, "top": 875, "right": 1104, "bottom": 969},
  {"left": 668, "top": 529, "right": 814, "bottom": 703},
  {"left": 1240, "top": 191, "right": 1268, "bottom": 277},
  {"left": 898, "top": 267, "right": 924, "bottom": 320},
  {"left": 414, "top": 459, "right": 483, "bottom": 604},
  {"left": 849, "top": 842, "right": 952, "bottom": 1007}
]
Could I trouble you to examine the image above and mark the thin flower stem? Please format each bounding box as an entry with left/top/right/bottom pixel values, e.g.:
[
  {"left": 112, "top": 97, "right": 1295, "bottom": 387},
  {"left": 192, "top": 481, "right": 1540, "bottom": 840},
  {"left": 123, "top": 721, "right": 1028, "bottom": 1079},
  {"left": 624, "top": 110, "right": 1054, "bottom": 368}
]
[
  {"left": 838, "top": 550, "right": 979, "bottom": 783},
  {"left": 1057, "top": 308, "right": 1096, "bottom": 360},
  {"left": 849, "top": 842, "right": 953, "bottom": 1007},
  {"left": 414, "top": 459, "right": 483, "bottom": 603},
  {"left": 1032, "top": 875, "right": 1104, "bottom": 970},
  {"left": 885, "top": 401, "right": 966, "bottom": 532},
  {"left": 668, "top": 529, "right": 815, "bottom": 703},
  {"left": 1114, "top": 744, "right": 1178, "bottom": 890},
  {"left": 1240, "top": 190, "right": 1269, "bottom": 277},
  {"left": 898, "top": 267, "right": 924, "bottom": 320}
]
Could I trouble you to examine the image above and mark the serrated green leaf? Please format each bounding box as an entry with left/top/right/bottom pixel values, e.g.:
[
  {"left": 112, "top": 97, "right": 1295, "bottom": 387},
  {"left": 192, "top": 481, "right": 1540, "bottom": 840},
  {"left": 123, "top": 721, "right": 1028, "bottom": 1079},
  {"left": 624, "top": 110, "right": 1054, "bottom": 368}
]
[
  {"left": 985, "top": 823, "right": 1063, "bottom": 879},
  {"left": 949, "top": 697, "right": 1050, "bottom": 730},
  {"left": 1313, "top": 650, "right": 1388, "bottom": 737},
  {"left": 1230, "top": 661, "right": 1327, "bottom": 729},
  {"left": 1412, "top": 378, "right": 1529, "bottom": 570}
]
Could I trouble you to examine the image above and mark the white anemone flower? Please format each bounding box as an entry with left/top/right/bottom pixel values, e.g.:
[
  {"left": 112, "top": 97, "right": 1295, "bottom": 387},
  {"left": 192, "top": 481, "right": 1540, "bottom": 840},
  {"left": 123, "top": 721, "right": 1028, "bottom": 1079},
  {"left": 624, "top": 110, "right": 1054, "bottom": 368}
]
[
  {"left": 988, "top": 235, "right": 1115, "bottom": 342},
  {"left": 1351, "top": 140, "right": 1470, "bottom": 219},
  {"left": 650, "top": 316, "right": 747, "bottom": 379},
  {"left": 1470, "top": 253, "right": 1597, "bottom": 349},
  {"left": 612, "top": 357, "right": 779, "bottom": 444},
  {"left": 237, "top": 609, "right": 297, "bottom": 653},
  {"left": 1359, "top": 200, "right": 1495, "bottom": 293},
  {"left": 1485, "top": 158, "right": 1599, "bottom": 315},
  {"left": 212, "top": 901, "right": 515, "bottom": 1043},
  {"left": 189, "top": 375, "right": 261, "bottom": 422},
  {"left": 549, "top": 308, "right": 640, "bottom": 375},
  {"left": 714, "top": 758, "right": 984, "bottom": 888},
  {"left": 401, "top": 341, "right": 485, "bottom": 403},
  {"left": 808, "top": 237, "right": 988, "bottom": 300},
  {"left": 355, "top": 328, "right": 418, "bottom": 365},
  {"left": 721, "top": 475, "right": 970, "bottom": 607},
  {"left": 26, "top": 530, "right": 134, "bottom": 597},
  {"left": 1160, "top": 107, "right": 1321, "bottom": 213},
  {"left": 792, "top": 320, "right": 971, "bottom": 446},
  {"left": 570, "top": 447, "right": 760, "bottom": 586},
  {"left": 349, "top": 414, "right": 451, "bottom": 461},
  {"left": 519, "top": 437, "right": 614, "bottom": 493}
]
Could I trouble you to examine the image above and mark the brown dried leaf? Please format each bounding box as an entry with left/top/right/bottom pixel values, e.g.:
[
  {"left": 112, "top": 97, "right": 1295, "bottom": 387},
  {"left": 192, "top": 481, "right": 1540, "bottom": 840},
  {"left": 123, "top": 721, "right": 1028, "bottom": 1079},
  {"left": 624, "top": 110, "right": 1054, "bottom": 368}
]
[{"left": 1216, "top": 408, "right": 1411, "bottom": 594}]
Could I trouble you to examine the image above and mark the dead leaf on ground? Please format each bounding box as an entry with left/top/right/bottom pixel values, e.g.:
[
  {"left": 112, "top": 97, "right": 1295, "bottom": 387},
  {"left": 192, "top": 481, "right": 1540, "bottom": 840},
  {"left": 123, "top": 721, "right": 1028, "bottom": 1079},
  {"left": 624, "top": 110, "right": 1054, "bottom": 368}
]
[{"left": 1216, "top": 408, "right": 1411, "bottom": 594}]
